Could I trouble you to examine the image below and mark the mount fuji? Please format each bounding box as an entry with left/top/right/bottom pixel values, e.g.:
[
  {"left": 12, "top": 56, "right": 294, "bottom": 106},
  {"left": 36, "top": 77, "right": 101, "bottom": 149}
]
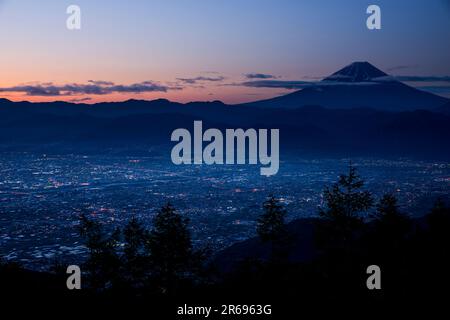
[{"left": 242, "top": 62, "right": 449, "bottom": 111}]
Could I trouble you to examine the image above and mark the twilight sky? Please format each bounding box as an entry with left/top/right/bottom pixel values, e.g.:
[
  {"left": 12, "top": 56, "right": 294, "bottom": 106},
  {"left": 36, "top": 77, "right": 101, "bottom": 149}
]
[{"left": 0, "top": 0, "right": 449, "bottom": 103}]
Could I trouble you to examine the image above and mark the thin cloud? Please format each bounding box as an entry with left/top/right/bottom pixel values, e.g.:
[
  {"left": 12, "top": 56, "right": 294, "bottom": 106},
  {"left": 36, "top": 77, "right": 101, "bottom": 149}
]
[
  {"left": 176, "top": 76, "right": 225, "bottom": 84},
  {"left": 244, "top": 73, "right": 276, "bottom": 79},
  {"left": 237, "top": 80, "right": 383, "bottom": 89},
  {"left": 237, "top": 74, "right": 450, "bottom": 90},
  {"left": 69, "top": 97, "right": 92, "bottom": 103},
  {"left": 87, "top": 80, "right": 115, "bottom": 86},
  {"left": 240, "top": 80, "right": 312, "bottom": 89},
  {"left": 395, "top": 75, "right": 450, "bottom": 82},
  {"left": 0, "top": 81, "right": 181, "bottom": 96},
  {"left": 386, "top": 65, "right": 418, "bottom": 72}
]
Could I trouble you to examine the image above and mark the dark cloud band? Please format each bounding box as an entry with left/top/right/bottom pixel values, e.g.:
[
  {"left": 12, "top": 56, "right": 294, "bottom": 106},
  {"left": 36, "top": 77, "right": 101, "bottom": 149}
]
[
  {"left": 240, "top": 80, "right": 312, "bottom": 89},
  {"left": 244, "top": 73, "right": 275, "bottom": 79},
  {"left": 0, "top": 81, "right": 180, "bottom": 96},
  {"left": 394, "top": 75, "right": 450, "bottom": 82},
  {"left": 176, "top": 76, "right": 225, "bottom": 84}
]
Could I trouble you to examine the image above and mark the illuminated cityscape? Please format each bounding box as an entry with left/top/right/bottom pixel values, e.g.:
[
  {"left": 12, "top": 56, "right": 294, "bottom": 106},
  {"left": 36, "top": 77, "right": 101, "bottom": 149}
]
[{"left": 1, "top": 153, "right": 448, "bottom": 270}]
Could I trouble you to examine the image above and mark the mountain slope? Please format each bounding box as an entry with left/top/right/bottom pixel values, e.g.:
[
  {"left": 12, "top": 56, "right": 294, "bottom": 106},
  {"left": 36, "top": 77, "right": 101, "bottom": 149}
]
[{"left": 436, "top": 101, "right": 450, "bottom": 115}]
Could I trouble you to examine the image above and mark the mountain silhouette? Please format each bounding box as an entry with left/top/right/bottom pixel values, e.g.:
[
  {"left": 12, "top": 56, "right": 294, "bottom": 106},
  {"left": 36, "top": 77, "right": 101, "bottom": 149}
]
[
  {"left": 436, "top": 101, "right": 450, "bottom": 115},
  {"left": 242, "top": 62, "right": 448, "bottom": 111},
  {"left": 1, "top": 62, "right": 450, "bottom": 159},
  {"left": 323, "top": 61, "right": 388, "bottom": 82},
  {"left": 1, "top": 98, "right": 450, "bottom": 159}
]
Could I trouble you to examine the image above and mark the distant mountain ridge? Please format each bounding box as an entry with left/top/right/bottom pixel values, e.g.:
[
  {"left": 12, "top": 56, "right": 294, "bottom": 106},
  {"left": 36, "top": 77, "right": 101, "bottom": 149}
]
[
  {"left": 242, "top": 62, "right": 449, "bottom": 111},
  {"left": 436, "top": 101, "right": 450, "bottom": 115},
  {"left": 1, "top": 62, "right": 450, "bottom": 159},
  {"left": 1, "top": 97, "right": 450, "bottom": 160}
]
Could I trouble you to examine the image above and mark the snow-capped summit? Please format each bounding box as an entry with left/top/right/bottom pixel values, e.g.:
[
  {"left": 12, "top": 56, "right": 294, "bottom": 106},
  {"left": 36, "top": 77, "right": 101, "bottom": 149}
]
[{"left": 322, "top": 61, "right": 388, "bottom": 83}]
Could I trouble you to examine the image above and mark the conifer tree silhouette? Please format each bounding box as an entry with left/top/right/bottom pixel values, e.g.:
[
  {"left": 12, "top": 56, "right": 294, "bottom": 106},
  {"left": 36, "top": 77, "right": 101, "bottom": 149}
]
[
  {"left": 78, "top": 214, "right": 121, "bottom": 290},
  {"left": 257, "top": 196, "right": 287, "bottom": 242},
  {"left": 147, "top": 203, "right": 194, "bottom": 294},
  {"left": 426, "top": 198, "right": 450, "bottom": 243},
  {"left": 372, "top": 194, "right": 411, "bottom": 247},
  {"left": 317, "top": 163, "right": 373, "bottom": 250},
  {"left": 122, "top": 217, "right": 150, "bottom": 287}
]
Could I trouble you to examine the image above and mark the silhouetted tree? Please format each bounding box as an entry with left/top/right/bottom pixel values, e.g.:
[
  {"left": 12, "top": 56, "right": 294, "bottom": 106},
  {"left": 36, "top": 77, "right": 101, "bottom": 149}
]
[
  {"left": 147, "top": 203, "right": 195, "bottom": 294},
  {"left": 372, "top": 194, "right": 411, "bottom": 244},
  {"left": 122, "top": 217, "right": 150, "bottom": 287},
  {"left": 366, "top": 193, "right": 412, "bottom": 262},
  {"left": 78, "top": 214, "right": 121, "bottom": 290},
  {"left": 426, "top": 198, "right": 450, "bottom": 243},
  {"left": 257, "top": 196, "right": 287, "bottom": 242},
  {"left": 49, "top": 257, "right": 67, "bottom": 276},
  {"left": 317, "top": 164, "right": 373, "bottom": 250},
  {"left": 255, "top": 195, "right": 293, "bottom": 278},
  {"left": 406, "top": 198, "right": 450, "bottom": 298}
]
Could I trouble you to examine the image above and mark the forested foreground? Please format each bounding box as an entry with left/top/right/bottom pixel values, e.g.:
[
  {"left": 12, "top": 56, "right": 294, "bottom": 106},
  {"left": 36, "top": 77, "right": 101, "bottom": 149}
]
[{"left": 1, "top": 165, "right": 449, "bottom": 317}]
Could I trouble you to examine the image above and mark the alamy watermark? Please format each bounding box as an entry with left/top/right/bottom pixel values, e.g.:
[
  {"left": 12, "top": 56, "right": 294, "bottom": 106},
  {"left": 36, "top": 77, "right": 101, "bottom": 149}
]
[
  {"left": 66, "top": 265, "right": 81, "bottom": 290},
  {"left": 66, "top": 5, "right": 81, "bottom": 30},
  {"left": 366, "top": 265, "right": 381, "bottom": 290},
  {"left": 366, "top": 5, "right": 381, "bottom": 30},
  {"left": 170, "top": 121, "right": 279, "bottom": 176}
]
